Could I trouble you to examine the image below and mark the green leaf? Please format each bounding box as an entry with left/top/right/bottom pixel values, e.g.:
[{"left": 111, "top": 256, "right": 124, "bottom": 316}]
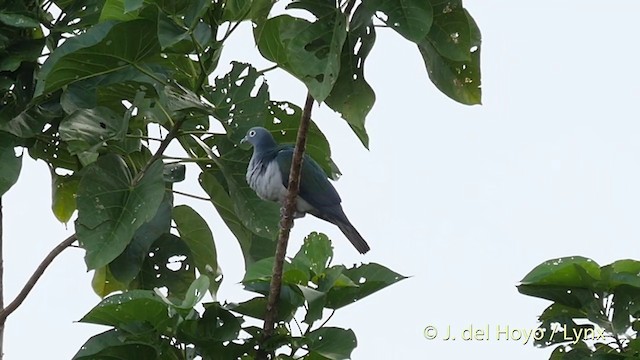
[
  {"left": 292, "top": 232, "right": 333, "bottom": 276},
  {"left": 80, "top": 290, "right": 173, "bottom": 331},
  {"left": 179, "top": 275, "right": 209, "bottom": 309},
  {"left": 0, "top": 93, "right": 64, "bottom": 138},
  {"left": 198, "top": 170, "right": 276, "bottom": 265},
  {"left": 178, "top": 303, "right": 242, "bottom": 345},
  {"left": 38, "top": 19, "right": 162, "bottom": 95},
  {"left": 365, "top": 0, "right": 432, "bottom": 42},
  {"left": 0, "top": 132, "right": 22, "bottom": 196},
  {"left": 229, "top": 285, "right": 304, "bottom": 322},
  {"left": 0, "top": 38, "right": 45, "bottom": 72},
  {"left": 297, "top": 285, "right": 326, "bottom": 324},
  {"left": 243, "top": 257, "right": 276, "bottom": 283},
  {"left": 73, "top": 329, "right": 159, "bottom": 360},
  {"left": 138, "top": 234, "right": 196, "bottom": 300},
  {"left": 417, "top": 10, "right": 481, "bottom": 105},
  {"left": 163, "top": 163, "right": 185, "bottom": 183},
  {"left": 173, "top": 205, "right": 221, "bottom": 296},
  {"left": 427, "top": 0, "right": 472, "bottom": 61},
  {"left": 59, "top": 106, "right": 128, "bottom": 155},
  {"left": 100, "top": 0, "right": 140, "bottom": 21},
  {"left": 255, "top": 9, "right": 347, "bottom": 102},
  {"left": 306, "top": 327, "right": 357, "bottom": 360},
  {"left": 520, "top": 257, "right": 601, "bottom": 288},
  {"left": 108, "top": 191, "right": 173, "bottom": 285},
  {"left": 92, "top": 265, "right": 129, "bottom": 298},
  {"left": 51, "top": 173, "right": 79, "bottom": 223},
  {"left": 325, "top": 263, "right": 407, "bottom": 309},
  {"left": 325, "top": 5, "right": 376, "bottom": 149},
  {"left": 601, "top": 260, "right": 640, "bottom": 289},
  {"left": 76, "top": 154, "right": 165, "bottom": 269},
  {"left": 0, "top": 12, "right": 40, "bottom": 28}
]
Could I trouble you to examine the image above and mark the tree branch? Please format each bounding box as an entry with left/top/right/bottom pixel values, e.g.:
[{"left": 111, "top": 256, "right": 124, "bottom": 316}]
[
  {"left": 258, "top": 93, "right": 314, "bottom": 358},
  {"left": 132, "top": 119, "right": 185, "bottom": 185},
  {"left": 0, "top": 234, "right": 77, "bottom": 323}
]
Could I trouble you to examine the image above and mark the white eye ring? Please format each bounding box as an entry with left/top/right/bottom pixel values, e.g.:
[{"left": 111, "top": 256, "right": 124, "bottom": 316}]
[{"left": 249, "top": 130, "right": 256, "bottom": 137}]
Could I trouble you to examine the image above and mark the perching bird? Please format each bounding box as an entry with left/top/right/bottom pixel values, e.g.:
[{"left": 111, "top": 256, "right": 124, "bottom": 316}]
[{"left": 240, "top": 127, "right": 370, "bottom": 254}]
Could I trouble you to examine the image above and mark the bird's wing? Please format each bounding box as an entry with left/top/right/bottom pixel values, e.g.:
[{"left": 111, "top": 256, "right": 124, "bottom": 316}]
[{"left": 275, "top": 147, "right": 341, "bottom": 208}]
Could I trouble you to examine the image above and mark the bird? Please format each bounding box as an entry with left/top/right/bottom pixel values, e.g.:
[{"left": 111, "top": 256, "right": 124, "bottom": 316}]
[{"left": 240, "top": 126, "right": 370, "bottom": 254}]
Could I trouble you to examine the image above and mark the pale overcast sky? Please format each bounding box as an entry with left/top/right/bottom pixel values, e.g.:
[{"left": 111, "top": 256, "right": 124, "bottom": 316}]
[{"left": 5, "top": 1, "right": 640, "bottom": 359}]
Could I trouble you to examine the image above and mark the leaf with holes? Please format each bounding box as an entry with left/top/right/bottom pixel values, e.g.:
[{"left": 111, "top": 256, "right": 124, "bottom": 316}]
[
  {"left": 79, "top": 290, "right": 173, "bottom": 332},
  {"left": 255, "top": 9, "right": 347, "bottom": 102},
  {"left": 204, "top": 62, "right": 271, "bottom": 143},
  {"left": 59, "top": 106, "right": 128, "bottom": 155},
  {"left": 108, "top": 191, "right": 173, "bottom": 286},
  {"left": 173, "top": 205, "right": 221, "bottom": 296},
  {"left": 418, "top": 10, "right": 481, "bottom": 105},
  {"left": 292, "top": 232, "right": 333, "bottom": 276},
  {"left": 326, "top": 4, "right": 376, "bottom": 149},
  {"left": 306, "top": 327, "right": 357, "bottom": 360},
  {"left": 325, "top": 263, "right": 407, "bottom": 309},
  {"left": 76, "top": 154, "right": 165, "bottom": 270},
  {"left": 138, "top": 234, "right": 196, "bottom": 301},
  {"left": 365, "top": 0, "right": 432, "bottom": 43},
  {"left": 426, "top": 0, "right": 472, "bottom": 62}
]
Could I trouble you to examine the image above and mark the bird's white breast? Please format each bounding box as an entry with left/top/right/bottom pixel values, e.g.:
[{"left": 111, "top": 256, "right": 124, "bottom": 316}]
[{"left": 247, "top": 155, "right": 314, "bottom": 214}]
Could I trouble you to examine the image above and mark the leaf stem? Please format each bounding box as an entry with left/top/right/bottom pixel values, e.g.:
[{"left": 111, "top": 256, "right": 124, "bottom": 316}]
[
  {"left": 258, "top": 93, "right": 314, "bottom": 358},
  {"left": 172, "top": 190, "right": 211, "bottom": 201}
]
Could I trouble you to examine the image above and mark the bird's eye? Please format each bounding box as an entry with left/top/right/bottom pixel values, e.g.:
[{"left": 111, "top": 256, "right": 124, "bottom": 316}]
[{"left": 249, "top": 130, "right": 256, "bottom": 137}]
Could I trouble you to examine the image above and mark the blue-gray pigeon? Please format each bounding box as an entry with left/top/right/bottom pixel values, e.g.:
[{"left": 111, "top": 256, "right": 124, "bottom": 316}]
[{"left": 240, "top": 127, "right": 370, "bottom": 254}]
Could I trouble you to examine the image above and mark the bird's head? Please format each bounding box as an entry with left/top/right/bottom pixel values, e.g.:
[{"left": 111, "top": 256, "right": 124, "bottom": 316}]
[{"left": 240, "top": 126, "right": 277, "bottom": 150}]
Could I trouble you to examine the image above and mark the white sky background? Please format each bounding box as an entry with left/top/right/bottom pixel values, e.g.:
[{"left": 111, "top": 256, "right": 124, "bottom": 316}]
[{"left": 5, "top": 1, "right": 640, "bottom": 358}]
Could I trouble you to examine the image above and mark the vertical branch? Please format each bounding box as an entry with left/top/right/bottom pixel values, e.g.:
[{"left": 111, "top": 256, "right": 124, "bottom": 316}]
[{"left": 259, "top": 93, "right": 315, "bottom": 358}]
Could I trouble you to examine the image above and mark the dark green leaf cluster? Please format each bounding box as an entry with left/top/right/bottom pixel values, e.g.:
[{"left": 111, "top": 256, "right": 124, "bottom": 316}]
[
  {"left": 519, "top": 257, "right": 640, "bottom": 359},
  {"left": 74, "top": 233, "right": 404, "bottom": 359}
]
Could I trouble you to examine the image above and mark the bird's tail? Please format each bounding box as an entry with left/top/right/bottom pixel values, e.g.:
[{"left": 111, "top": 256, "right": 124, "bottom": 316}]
[
  {"left": 335, "top": 218, "right": 371, "bottom": 254},
  {"left": 314, "top": 206, "right": 370, "bottom": 254}
]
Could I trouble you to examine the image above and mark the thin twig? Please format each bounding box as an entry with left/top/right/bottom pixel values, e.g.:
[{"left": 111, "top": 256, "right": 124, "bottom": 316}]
[
  {"left": 172, "top": 190, "right": 211, "bottom": 201},
  {"left": 258, "top": 93, "right": 314, "bottom": 359},
  {"left": 0, "top": 234, "right": 77, "bottom": 323}
]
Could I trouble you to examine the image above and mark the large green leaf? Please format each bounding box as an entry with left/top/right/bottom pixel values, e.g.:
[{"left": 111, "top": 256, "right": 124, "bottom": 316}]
[
  {"left": 0, "top": 92, "right": 64, "bottom": 138},
  {"left": 417, "top": 9, "right": 481, "bottom": 105},
  {"left": 198, "top": 170, "right": 276, "bottom": 265},
  {"left": 426, "top": 0, "right": 472, "bottom": 61},
  {"left": 76, "top": 154, "right": 165, "bottom": 269},
  {"left": 364, "top": 0, "right": 432, "bottom": 42},
  {"left": 255, "top": 6, "right": 347, "bottom": 102},
  {"left": 38, "top": 19, "right": 162, "bottom": 95},
  {"left": 108, "top": 191, "right": 173, "bottom": 286},
  {"left": 325, "top": 263, "right": 407, "bottom": 309},
  {"left": 59, "top": 106, "right": 129, "bottom": 155},
  {"left": 72, "top": 329, "right": 160, "bottom": 360},
  {"left": 79, "top": 290, "right": 173, "bottom": 331},
  {"left": 0, "top": 131, "right": 22, "bottom": 196},
  {"left": 292, "top": 232, "right": 333, "bottom": 276},
  {"left": 306, "top": 327, "right": 357, "bottom": 360},
  {"left": 173, "top": 205, "right": 222, "bottom": 296},
  {"left": 137, "top": 234, "right": 196, "bottom": 300},
  {"left": 325, "top": 4, "right": 376, "bottom": 149}
]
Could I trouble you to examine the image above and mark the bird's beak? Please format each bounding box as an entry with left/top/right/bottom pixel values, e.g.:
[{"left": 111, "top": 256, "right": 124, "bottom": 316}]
[{"left": 239, "top": 135, "right": 252, "bottom": 150}]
